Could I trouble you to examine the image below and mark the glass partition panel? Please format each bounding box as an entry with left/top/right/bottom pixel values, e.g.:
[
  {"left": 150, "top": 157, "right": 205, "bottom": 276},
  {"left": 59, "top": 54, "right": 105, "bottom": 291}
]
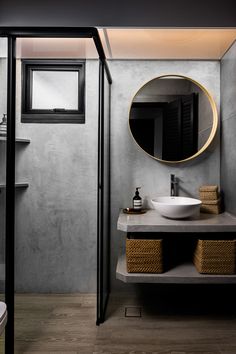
[
  {"left": 14, "top": 35, "right": 102, "bottom": 352},
  {"left": 101, "top": 65, "right": 111, "bottom": 314},
  {"left": 1, "top": 32, "right": 111, "bottom": 353},
  {"left": 0, "top": 36, "right": 8, "bottom": 353}
]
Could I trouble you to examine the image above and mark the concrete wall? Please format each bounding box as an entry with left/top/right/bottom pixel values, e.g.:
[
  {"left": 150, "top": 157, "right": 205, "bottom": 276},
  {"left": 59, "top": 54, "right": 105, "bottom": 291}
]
[
  {"left": 221, "top": 41, "right": 236, "bottom": 215},
  {"left": 109, "top": 60, "right": 220, "bottom": 291},
  {"left": 1, "top": 57, "right": 221, "bottom": 293},
  {"left": 15, "top": 60, "right": 99, "bottom": 292}
]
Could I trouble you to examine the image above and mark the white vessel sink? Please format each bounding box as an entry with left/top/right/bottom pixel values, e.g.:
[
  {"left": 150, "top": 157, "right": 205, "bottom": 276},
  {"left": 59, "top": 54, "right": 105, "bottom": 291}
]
[{"left": 151, "top": 196, "right": 202, "bottom": 219}]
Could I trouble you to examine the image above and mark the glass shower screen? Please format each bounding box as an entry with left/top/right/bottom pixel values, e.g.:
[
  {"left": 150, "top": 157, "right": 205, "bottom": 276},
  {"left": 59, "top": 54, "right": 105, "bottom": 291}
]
[{"left": 0, "top": 37, "right": 8, "bottom": 353}]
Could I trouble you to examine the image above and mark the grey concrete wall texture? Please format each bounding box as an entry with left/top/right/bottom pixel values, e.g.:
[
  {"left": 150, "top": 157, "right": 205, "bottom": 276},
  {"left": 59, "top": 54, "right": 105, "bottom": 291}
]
[
  {"left": 221, "top": 41, "right": 236, "bottom": 216},
  {"left": 15, "top": 60, "right": 99, "bottom": 292},
  {"left": 109, "top": 60, "right": 220, "bottom": 291},
  {"left": 1, "top": 57, "right": 221, "bottom": 293}
]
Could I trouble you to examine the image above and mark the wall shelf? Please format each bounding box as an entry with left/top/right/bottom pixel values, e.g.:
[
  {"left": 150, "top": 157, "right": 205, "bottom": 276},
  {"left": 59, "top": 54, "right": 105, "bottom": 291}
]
[
  {"left": 0, "top": 183, "right": 29, "bottom": 189},
  {"left": 116, "top": 253, "right": 236, "bottom": 284},
  {"left": 117, "top": 210, "right": 236, "bottom": 233},
  {"left": 117, "top": 210, "right": 236, "bottom": 285},
  {"left": 0, "top": 137, "right": 30, "bottom": 143},
  {"left": 15, "top": 138, "right": 30, "bottom": 143}
]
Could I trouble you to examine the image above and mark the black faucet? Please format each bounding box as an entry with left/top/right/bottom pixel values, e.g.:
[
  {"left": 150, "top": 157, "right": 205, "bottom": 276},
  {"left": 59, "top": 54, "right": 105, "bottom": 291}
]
[{"left": 170, "top": 174, "right": 178, "bottom": 196}]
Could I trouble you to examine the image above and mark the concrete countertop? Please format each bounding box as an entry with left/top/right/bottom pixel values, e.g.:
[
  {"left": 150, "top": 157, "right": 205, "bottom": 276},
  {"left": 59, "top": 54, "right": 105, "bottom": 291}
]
[{"left": 117, "top": 210, "right": 236, "bottom": 233}]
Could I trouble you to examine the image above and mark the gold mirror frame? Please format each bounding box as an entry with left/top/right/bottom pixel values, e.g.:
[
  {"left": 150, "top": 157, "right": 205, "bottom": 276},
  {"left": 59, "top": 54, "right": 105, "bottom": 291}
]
[{"left": 128, "top": 74, "right": 218, "bottom": 164}]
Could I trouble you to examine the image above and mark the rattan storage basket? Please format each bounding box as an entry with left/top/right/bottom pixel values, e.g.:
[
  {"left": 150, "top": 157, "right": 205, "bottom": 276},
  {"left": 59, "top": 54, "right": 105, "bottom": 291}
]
[
  {"left": 199, "top": 191, "right": 219, "bottom": 200},
  {"left": 193, "top": 240, "right": 236, "bottom": 274},
  {"left": 126, "top": 239, "right": 163, "bottom": 273}
]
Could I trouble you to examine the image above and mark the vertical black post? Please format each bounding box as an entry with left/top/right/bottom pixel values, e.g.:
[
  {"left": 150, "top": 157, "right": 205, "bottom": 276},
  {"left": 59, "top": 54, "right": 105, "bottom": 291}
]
[
  {"left": 107, "top": 80, "right": 111, "bottom": 296},
  {"left": 96, "top": 60, "right": 104, "bottom": 325},
  {"left": 5, "top": 35, "right": 16, "bottom": 354},
  {"left": 100, "top": 61, "right": 105, "bottom": 322},
  {"left": 96, "top": 59, "right": 112, "bottom": 325},
  {"left": 96, "top": 60, "right": 101, "bottom": 325}
]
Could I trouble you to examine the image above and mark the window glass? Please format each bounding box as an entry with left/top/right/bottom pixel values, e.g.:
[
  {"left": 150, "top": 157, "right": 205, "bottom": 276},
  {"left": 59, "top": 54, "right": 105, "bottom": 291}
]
[{"left": 32, "top": 71, "right": 79, "bottom": 110}]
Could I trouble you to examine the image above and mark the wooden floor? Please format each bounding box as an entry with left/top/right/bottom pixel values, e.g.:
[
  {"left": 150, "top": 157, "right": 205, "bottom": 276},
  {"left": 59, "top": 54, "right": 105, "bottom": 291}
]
[{"left": 1, "top": 289, "right": 236, "bottom": 353}]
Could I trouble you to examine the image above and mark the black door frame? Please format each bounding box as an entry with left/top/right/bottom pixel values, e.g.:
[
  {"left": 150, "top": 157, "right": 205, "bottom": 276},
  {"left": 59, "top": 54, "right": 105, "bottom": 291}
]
[{"left": 0, "top": 27, "right": 112, "bottom": 353}]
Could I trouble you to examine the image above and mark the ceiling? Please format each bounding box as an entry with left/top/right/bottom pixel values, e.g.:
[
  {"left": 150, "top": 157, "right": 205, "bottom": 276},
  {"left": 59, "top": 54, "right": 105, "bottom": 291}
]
[
  {"left": 99, "top": 29, "right": 236, "bottom": 60},
  {"left": 15, "top": 29, "right": 236, "bottom": 60},
  {"left": 16, "top": 37, "right": 99, "bottom": 59}
]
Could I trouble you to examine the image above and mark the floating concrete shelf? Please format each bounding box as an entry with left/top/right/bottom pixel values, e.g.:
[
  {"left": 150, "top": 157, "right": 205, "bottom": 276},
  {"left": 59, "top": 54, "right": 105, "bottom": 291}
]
[
  {"left": 117, "top": 210, "right": 236, "bottom": 233},
  {"left": 117, "top": 210, "right": 236, "bottom": 284},
  {"left": 0, "top": 183, "right": 29, "bottom": 189},
  {"left": 0, "top": 137, "right": 30, "bottom": 143},
  {"left": 116, "top": 253, "right": 236, "bottom": 284},
  {"left": 15, "top": 138, "right": 30, "bottom": 143}
]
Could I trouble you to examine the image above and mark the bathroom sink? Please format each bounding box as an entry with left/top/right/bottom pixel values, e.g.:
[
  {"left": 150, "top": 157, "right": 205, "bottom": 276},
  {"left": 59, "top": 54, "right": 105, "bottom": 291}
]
[{"left": 151, "top": 196, "right": 202, "bottom": 219}]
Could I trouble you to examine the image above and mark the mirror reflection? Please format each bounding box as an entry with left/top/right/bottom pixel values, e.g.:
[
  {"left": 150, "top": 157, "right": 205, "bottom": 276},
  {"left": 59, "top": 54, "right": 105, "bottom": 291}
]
[{"left": 129, "top": 75, "right": 214, "bottom": 162}]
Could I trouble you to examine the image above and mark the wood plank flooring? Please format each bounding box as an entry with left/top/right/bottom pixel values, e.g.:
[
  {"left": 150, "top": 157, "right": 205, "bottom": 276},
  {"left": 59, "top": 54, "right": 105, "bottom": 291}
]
[{"left": 0, "top": 290, "right": 236, "bottom": 353}]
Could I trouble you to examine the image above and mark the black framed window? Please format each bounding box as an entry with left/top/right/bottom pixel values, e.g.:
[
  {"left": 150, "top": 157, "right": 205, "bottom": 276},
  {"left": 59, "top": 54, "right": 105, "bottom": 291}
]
[{"left": 21, "top": 59, "right": 85, "bottom": 123}]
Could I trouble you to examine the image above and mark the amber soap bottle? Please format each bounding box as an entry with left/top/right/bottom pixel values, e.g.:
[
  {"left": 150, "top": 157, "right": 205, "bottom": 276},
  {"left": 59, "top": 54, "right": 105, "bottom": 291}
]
[{"left": 133, "top": 187, "right": 142, "bottom": 210}]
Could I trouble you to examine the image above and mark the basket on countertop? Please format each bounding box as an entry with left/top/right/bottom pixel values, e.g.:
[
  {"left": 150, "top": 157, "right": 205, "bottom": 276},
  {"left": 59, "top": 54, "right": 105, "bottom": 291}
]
[
  {"left": 200, "top": 198, "right": 222, "bottom": 214},
  {"left": 126, "top": 238, "right": 163, "bottom": 273},
  {"left": 199, "top": 185, "right": 219, "bottom": 201},
  {"left": 199, "top": 185, "right": 222, "bottom": 214},
  {"left": 193, "top": 239, "right": 236, "bottom": 274}
]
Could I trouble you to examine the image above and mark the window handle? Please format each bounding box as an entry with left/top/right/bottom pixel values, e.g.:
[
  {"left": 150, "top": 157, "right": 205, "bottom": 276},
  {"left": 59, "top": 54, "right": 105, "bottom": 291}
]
[{"left": 53, "top": 108, "right": 66, "bottom": 112}]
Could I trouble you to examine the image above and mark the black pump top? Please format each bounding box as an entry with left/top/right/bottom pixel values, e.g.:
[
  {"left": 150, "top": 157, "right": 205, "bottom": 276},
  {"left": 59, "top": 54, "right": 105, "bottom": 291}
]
[{"left": 135, "top": 187, "right": 141, "bottom": 196}]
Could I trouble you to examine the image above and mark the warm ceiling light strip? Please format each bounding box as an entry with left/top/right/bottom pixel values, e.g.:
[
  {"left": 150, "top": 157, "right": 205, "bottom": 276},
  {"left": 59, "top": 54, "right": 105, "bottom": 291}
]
[{"left": 102, "top": 29, "right": 236, "bottom": 60}]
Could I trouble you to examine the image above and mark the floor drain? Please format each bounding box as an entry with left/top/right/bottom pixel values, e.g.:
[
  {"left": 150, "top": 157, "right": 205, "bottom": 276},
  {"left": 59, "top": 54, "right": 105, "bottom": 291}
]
[{"left": 125, "top": 306, "right": 142, "bottom": 317}]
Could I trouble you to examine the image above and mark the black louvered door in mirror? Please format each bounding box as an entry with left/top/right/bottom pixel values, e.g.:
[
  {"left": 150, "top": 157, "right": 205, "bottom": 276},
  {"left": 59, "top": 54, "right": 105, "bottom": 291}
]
[
  {"left": 181, "top": 93, "right": 198, "bottom": 159},
  {"left": 162, "top": 99, "right": 182, "bottom": 161},
  {"left": 162, "top": 94, "right": 198, "bottom": 161}
]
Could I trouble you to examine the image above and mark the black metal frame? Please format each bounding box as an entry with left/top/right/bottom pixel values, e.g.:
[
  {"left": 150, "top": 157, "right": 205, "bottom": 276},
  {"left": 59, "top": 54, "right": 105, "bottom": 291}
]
[
  {"left": 21, "top": 59, "right": 86, "bottom": 123},
  {"left": 0, "top": 27, "right": 112, "bottom": 353},
  {"left": 96, "top": 60, "right": 112, "bottom": 324},
  {"left": 5, "top": 36, "right": 16, "bottom": 354}
]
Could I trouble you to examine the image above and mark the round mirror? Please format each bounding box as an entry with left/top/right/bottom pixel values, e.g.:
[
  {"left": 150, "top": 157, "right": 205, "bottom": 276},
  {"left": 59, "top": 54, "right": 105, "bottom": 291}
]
[{"left": 129, "top": 75, "right": 218, "bottom": 163}]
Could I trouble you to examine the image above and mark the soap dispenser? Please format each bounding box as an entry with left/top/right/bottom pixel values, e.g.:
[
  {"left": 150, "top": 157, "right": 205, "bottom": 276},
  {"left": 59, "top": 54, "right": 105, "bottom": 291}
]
[{"left": 133, "top": 187, "right": 142, "bottom": 211}]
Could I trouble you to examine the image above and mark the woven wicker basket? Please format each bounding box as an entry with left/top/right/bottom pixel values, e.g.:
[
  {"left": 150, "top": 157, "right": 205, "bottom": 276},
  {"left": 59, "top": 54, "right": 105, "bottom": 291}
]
[
  {"left": 199, "top": 185, "right": 218, "bottom": 192},
  {"left": 126, "top": 239, "right": 163, "bottom": 273},
  {"left": 199, "top": 191, "right": 219, "bottom": 200},
  {"left": 193, "top": 240, "right": 236, "bottom": 274},
  {"left": 200, "top": 198, "right": 221, "bottom": 214},
  {"left": 199, "top": 185, "right": 219, "bottom": 201}
]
